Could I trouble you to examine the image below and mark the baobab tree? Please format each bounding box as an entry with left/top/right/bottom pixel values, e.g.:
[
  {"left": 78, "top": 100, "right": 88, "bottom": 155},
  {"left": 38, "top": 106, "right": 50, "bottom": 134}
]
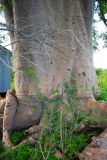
[{"left": 0, "top": 0, "right": 103, "bottom": 146}]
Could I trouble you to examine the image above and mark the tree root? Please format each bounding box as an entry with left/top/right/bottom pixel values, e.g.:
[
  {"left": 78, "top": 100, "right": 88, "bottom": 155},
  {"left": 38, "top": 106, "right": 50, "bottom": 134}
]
[
  {"left": 0, "top": 89, "right": 43, "bottom": 147},
  {"left": 79, "top": 129, "right": 107, "bottom": 160},
  {"left": 3, "top": 130, "right": 14, "bottom": 147},
  {"left": 13, "top": 122, "right": 44, "bottom": 149},
  {"left": 25, "top": 117, "right": 44, "bottom": 135},
  {"left": 1, "top": 93, "right": 107, "bottom": 148}
]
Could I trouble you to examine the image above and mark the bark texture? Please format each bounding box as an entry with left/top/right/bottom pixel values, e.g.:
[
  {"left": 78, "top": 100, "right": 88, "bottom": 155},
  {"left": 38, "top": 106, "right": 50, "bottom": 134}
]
[
  {"left": 80, "top": 129, "right": 107, "bottom": 160},
  {"left": 2, "top": 90, "right": 17, "bottom": 146},
  {"left": 0, "top": 90, "right": 44, "bottom": 146},
  {"left": 12, "top": 0, "right": 97, "bottom": 97},
  {"left": 2, "top": 0, "right": 98, "bottom": 132}
]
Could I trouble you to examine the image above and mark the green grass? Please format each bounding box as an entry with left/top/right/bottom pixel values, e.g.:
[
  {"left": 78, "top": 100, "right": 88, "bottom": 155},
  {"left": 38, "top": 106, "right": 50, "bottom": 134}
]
[
  {"left": 10, "top": 130, "right": 28, "bottom": 145},
  {"left": 0, "top": 142, "right": 34, "bottom": 160},
  {"left": 0, "top": 130, "right": 101, "bottom": 160},
  {"left": 3, "top": 73, "right": 106, "bottom": 159},
  {"left": 63, "top": 130, "right": 100, "bottom": 159}
]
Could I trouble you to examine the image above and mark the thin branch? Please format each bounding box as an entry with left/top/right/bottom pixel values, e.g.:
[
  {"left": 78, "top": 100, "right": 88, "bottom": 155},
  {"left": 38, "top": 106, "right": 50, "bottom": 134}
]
[
  {"left": 0, "top": 57, "right": 12, "bottom": 70},
  {"left": 18, "top": 54, "right": 49, "bottom": 74}
]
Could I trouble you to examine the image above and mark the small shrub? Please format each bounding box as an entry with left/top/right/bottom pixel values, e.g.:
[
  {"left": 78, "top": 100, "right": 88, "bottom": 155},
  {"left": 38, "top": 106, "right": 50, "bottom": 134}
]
[
  {"left": 96, "top": 68, "right": 107, "bottom": 100},
  {"left": 29, "top": 77, "right": 96, "bottom": 159},
  {"left": 0, "top": 77, "right": 101, "bottom": 160},
  {"left": 64, "top": 77, "right": 94, "bottom": 129}
]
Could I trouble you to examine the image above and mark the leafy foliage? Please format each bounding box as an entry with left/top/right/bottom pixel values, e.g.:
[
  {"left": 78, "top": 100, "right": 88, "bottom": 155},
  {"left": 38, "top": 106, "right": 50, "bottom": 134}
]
[
  {"left": 0, "top": 4, "right": 3, "bottom": 13},
  {"left": 27, "top": 78, "right": 96, "bottom": 159},
  {"left": 96, "top": 68, "right": 107, "bottom": 100},
  {"left": 92, "top": 20, "right": 100, "bottom": 51},
  {"left": 100, "top": 32, "right": 107, "bottom": 48},
  {"left": 93, "top": 1, "right": 107, "bottom": 51},
  {"left": 64, "top": 78, "right": 95, "bottom": 125},
  {"left": 0, "top": 30, "right": 9, "bottom": 45},
  {"left": 0, "top": 34, "right": 6, "bottom": 44},
  {"left": 97, "top": 0, "right": 107, "bottom": 27}
]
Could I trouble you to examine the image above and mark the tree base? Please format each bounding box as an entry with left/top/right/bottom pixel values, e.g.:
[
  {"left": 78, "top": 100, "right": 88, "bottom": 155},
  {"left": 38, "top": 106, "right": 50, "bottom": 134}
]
[{"left": 0, "top": 90, "right": 43, "bottom": 147}]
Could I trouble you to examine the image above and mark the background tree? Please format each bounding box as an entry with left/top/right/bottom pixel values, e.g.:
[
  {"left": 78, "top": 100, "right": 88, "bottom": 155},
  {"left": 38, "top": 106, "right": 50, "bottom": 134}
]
[
  {"left": 93, "top": 0, "right": 107, "bottom": 50},
  {"left": 92, "top": 19, "right": 99, "bottom": 51},
  {"left": 97, "top": 0, "right": 107, "bottom": 27}
]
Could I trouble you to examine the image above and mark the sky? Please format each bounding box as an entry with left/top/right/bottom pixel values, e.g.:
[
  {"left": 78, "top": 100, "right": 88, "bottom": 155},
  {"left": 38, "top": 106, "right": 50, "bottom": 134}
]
[
  {"left": 93, "top": 13, "right": 107, "bottom": 69},
  {"left": 0, "top": 13, "right": 107, "bottom": 69}
]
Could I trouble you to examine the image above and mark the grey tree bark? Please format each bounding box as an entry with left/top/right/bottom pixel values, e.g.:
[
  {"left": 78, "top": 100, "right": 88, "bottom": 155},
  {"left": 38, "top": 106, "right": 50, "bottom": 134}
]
[
  {"left": 13, "top": 0, "right": 98, "bottom": 96},
  {"left": 1, "top": 0, "right": 98, "bottom": 131}
]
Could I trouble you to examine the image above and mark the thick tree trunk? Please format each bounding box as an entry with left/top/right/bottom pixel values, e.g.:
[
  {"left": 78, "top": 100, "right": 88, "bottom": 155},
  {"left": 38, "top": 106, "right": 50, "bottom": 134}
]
[
  {"left": 2, "top": 0, "right": 98, "bottom": 131},
  {"left": 12, "top": 0, "right": 97, "bottom": 97},
  {"left": 2, "top": 1, "right": 43, "bottom": 130}
]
